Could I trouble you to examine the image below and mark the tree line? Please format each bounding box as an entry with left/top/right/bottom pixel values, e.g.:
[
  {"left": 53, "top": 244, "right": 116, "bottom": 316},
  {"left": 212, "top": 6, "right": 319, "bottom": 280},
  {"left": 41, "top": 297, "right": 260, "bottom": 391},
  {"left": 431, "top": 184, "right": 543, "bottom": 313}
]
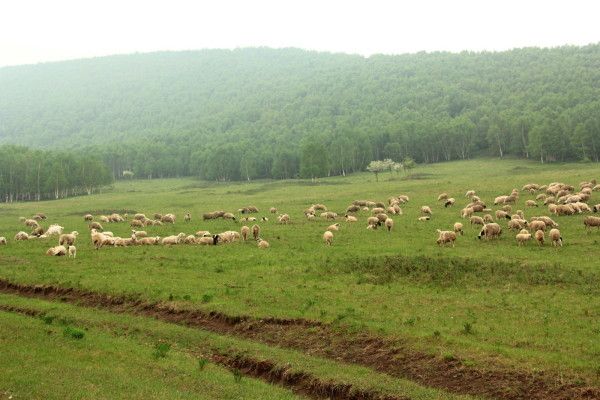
[
  {"left": 1, "top": 46, "right": 600, "bottom": 182},
  {"left": 0, "top": 146, "right": 112, "bottom": 202}
]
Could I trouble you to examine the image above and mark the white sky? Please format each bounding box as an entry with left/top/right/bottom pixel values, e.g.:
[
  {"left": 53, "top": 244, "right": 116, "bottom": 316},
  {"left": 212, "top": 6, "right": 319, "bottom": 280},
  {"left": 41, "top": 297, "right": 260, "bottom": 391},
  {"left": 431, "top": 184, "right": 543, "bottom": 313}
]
[{"left": 1, "top": 0, "right": 599, "bottom": 67}]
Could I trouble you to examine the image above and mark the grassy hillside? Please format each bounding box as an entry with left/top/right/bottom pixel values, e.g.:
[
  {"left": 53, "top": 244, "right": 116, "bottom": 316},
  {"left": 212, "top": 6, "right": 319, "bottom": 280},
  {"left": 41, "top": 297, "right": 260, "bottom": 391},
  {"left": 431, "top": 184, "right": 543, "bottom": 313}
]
[{"left": 0, "top": 159, "right": 599, "bottom": 399}]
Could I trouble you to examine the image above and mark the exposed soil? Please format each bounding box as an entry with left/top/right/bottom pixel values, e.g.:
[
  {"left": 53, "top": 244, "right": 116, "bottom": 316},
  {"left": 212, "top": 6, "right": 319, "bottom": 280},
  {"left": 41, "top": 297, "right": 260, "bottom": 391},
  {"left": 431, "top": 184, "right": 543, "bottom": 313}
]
[{"left": 1, "top": 278, "right": 598, "bottom": 400}]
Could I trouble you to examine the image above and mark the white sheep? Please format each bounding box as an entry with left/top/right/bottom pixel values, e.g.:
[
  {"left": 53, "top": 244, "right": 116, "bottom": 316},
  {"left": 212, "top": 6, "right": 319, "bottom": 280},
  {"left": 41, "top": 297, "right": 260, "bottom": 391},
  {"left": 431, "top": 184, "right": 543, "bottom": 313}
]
[
  {"left": 0, "top": 237, "right": 7, "bottom": 245},
  {"left": 46, "top": 224, "right": 64, "bottom": 236},
  {"left": 534, "top": 230, "right": 545, "bottom": 246},
  {"left": 46, "top": 245, "right": 67, "bottom": 256},
  {"left": 515, "top": 229, "right": 532, "bottom": 246},
  {"left": 68, "top": 245, "right": 77, "bottom": 258},
  {"left": 436, "top": 230, "right": 456, "bottom": 247},
  {"left": 345, "top": 215, "right": 358, "bottom": 222},
  {"left": 162, "top": 233, "right": 186, "bottom": 245},
  {"left": 59, "top": 231, "right": 79, "bottom": 246},
  {"left": 453, "top": 222, "right": 464, "bottom": 236},
  {"left": 384, "top": 218, "right": 394, "bottom": 232},
  {"left": 420, "top": 206, "right": 432, "bottom": 215},
  {"left": 131, "top": 230, "right": 148, "bottom": 238},
  {"left": 327, "top": 223, "right": 340, "bottom": 231},
  {"left": 323, "top": 231, "right": 334, "bottom": 245},
  {"left": 277, "top": 214, "right": 290, "bottom": 224},
  {"left": 14, "top": 231, "right": 31, "bottom": 241},
  {"left": 257, "top": 238, "right": 270, "bottom": 249},
  {"left": 549, "top": 228, "right": 562, "bottom": 247},
  {"left": 241, "top": 226, "right": 250, "bottom": 241}
]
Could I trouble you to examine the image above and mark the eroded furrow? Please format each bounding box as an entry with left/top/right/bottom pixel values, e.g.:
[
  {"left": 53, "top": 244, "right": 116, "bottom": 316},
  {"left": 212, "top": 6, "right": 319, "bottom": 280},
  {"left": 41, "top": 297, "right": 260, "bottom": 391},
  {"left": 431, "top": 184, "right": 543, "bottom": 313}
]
[{"left": 1, "top": 278, "right": 598, "bottom": 400}]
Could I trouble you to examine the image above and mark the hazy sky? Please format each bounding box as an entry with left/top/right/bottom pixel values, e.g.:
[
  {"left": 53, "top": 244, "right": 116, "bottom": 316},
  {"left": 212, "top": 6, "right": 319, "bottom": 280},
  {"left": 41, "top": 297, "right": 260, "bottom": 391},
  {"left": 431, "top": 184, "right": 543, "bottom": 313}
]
[{"left": 1, "top": 0, "right": 599, "bottom": 67}]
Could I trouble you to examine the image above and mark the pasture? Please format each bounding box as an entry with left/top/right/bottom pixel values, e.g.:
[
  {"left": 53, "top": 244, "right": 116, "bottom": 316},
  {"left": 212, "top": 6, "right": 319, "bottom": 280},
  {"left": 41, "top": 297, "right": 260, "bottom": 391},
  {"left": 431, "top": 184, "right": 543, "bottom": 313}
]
[{"left": 1, "top": 158, "right": 599, "bottom": 400}]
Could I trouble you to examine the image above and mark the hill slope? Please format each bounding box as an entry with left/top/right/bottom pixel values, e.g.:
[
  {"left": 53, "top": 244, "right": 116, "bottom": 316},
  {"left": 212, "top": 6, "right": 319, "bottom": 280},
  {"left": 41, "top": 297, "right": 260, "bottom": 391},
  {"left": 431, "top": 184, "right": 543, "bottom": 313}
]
[{"left": 1, "top": 46, "right": 599, "bottom": 180}]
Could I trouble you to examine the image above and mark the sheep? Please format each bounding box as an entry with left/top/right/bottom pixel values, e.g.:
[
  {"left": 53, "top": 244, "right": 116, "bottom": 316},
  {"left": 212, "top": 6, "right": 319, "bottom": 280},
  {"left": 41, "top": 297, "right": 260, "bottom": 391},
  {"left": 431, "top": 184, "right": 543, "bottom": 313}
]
[
  {"left": 24, "top": 218, "right": 39, "bottom": 228},
  {"left": 59, "top": 231, "right": 79, "bottom": 246},
  {"left": 241, "top": 216, "right": 257, "bottom": 222},
  {"left": 323, "top": 231, "right": 334, "bottom": 245},
  {"left": 102, "top": 231, "right": 114, "bottom": 237},
  {"left": 477, "top": 223, "right": 502, "bottom": 240},
  {"left": 15, "top": 231, "right": 31, "bottom": 241},
  {"left": 530, "top": 216, "right": 558, "bottom": 228},
  {"left": 183, "top": 235, "right": 196, "bottom": 244},
  {"left": 99, "top": 215, "right": 110, "bottom": 223},
  {"left": 277, "top": 214, "right": 290, "bottom": 224},
  {"left": 30, "top": 226, "right": 45, "bottom": 237},
  {"left": 386, "top": 206, "right": 397, "bottom": 215},
  {"left": 239, "top": 206, "right": 259, "bottom": 214},
  {"left": 184, "top": 213, "right": 191, "bottom": 222},
  {"left": 109, "top": 213, "right": 124, "bottom": 223},
  {"left": 252, "top": 224, "right": 260, "bottom": 240},
  {"left": 549, "top": 228, "right": 562, "bottom": 247},
  {"left": 471, "top": 195, "right": 481, "bottom": 203},
  {"left": 269, "top": 207, "right": 277, "bottom": 214},
  {"left": 367, "top": 216, "right": 381, "bottom": 228},
  {"left": 195, "top": 230, "right": 211, "bottom": 237},
  {"left": 494, "top": 195, "right": 508, "bottom": 205},
  {"left": 84, "top": 214, "right": 93, "bottom": 221},
  {"left": 130, "top": 219, "right": 144, "bottom": 228},
  {"left": 68, "top": 246, "right": 77, "bottom": 258},
  {"left": 436, "top": 230, "right": 456, "bottom": 247},
  {"left": 220, "top": 212, "right": 235, "bottom": 221},
  {"left": 584, "top": 216, "right": 600, "bottom": 230},
  {"left": 392, "top": 204, "right": 402, "bottom": 215},
  {"left": 470, "top": 216, "right": 485, "bottom": 226},
  {"left": 44, "top": 224, "right": 64, "bottom": 236},
  {"left": 534, "top": 230, "right": 545, "bottom": 246},
  {"left": 0, "top": 237, "right": 6, "bottom": 245},
  {"left": 465, "top": 190, "right": 476, "bottom": 198},
  {"left": 139, "top": 236, "right": 161, "bottom": 245},
  {"left": 495, "top": 210, "right": 511, "bottom": 220},
  {"left": 461, "top": 207, "right": 474, "bottom": 219},
  {"left": 508, "top": 219, "right": 528, "bottom": 231},
  {"left": 483, "top": 214, "right": 494, "bottom": 223},
  {"left": 444, "top": 198, "right": 456, "bottom": 208},
  {"left": 453, "top": 222, "right": 464, "bottom": 236},
  {"left": 398, "top": 195, "right": 409, "bottom": 203},
  {"left": 437, "top": 193, "right": 449, "bottom": 201},
  {"left": 162, "top": 233, "right": 186, "bottom": 245},
  {"left": 257, "top": 238, "right": 270, "bottom": 249},
  {"left": 525, "top": 200, "right": 538, "bottom": 208},
  {"left": 161, "top": 213, "right": 176, "bottom": 224},
  {"left": 375, "top": 213, "right": 389, "bottom": 223},
  {"left": 420, "top": 206, "right": 432, "bottom": 215},
  {"left": 240, "top": 226, "right": 250, "bottom": 241},
  {"left": 203, "top": 211, "right": 225, "bottom": 220},
  {"left": 134, "top": 213, "right": 147, "bottom": 221},
  {"left": 153, "top": 213, "right": 163, "bottom": 220},
  {"left": 89, "top": 222, "right": 103, "bottom": 231},
  {"left": 417, "top": 216, "right": 430, "bottom": 221},
  {"left": 529, "top": 220, "right": 546, "bottom": 232},
  {"left": 197, "top": 235, "right": 220, "bottom": 245},
  {"left": 515, "top": 229, "right": 532, "bottom": 246},
  {"left": 321, "top": 212, "right": 337, "bottom": 220},
  {"left": 328, "top": 223, "right": 340, "bottom": 231},
  {"left": 131, "top": 230, "right": 147, "bottom": 238},
  {"left": 306, "top": 214, "right": 316, "bottom": 221},
  {"left": 345, "top": 215, "right": 358, "bottom": 222},
  {"left": 346, "top": 205, "right": 361, "bottom": 213},
  {"left": 114, "top": 236, "right": 138, "bottom": 247},
  {"left": 46, "top": 245, "right": 67, "bottom": 256},
  {"left": 384, "top": 218, "right": 394, "bottom": 232},
  {"left": 501, "top": 205, "right": 512, "bottom": 213},
  {"left": 219, "top": 231, "right": 240, "bottom": 243},
  {"left": 371, "top": 207, "right": 385, "bottom": 215},
  {"left": 593, "top": 204, "right": 600, "bottom": 213}
]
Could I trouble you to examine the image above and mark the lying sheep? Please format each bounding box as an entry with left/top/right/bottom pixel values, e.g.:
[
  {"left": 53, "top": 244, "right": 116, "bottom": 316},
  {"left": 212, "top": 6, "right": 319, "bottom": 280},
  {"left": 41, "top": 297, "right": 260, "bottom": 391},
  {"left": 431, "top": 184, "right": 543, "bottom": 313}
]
[
  {"left": 99, "top": 215, "right": 110, "bottom": 223},
  {"left": 417, "top": 216, "right": 430, "bottom": 222},
  {"left": 584, "top": 216, "right": 600, "bottom": 230},
  {"left": 477, "top": 223, "right": 502, "bottom": 240},
  {"left": 0, "top": 237, "right": 6, "bottom": 245},
  {"left": 162, "top": 233, "right": 186, "bottom": 245},
  {"left": 535, "top": 230, "right": 545, "bottom": 246},
  {"left": 444, "top": 198, "right": 456, "bottom": 208},
  {"left": 15, "top": 231, "right": 31, "bottom": 241},
  {"left": 257, "top": 238, "right": 269, "bottom": 249},
  {"left": 241, "top": 216, "right": 257, "bottom": 222},
  {"left": 68, "top": 246, "right": 77, "bottom": 258},
  {"left": 345, "top": 215, "right": 358, "bottom": 222},
  {"left": 384, "top": 218, "right": 394, "bottom": 232},
  {"left": 278, "top": 214, "right": 290, "bottom": 224},
  {"left": 59, "top": 231, "right": 79, "bottom": 246},
  {"left": 139, "top": 236, "right": 161, "bottom": 245},
  {"left": 453, "top": 222, "right": 464, "bottom": 236},
  {"left": 549, "top": 228, "right": 562, "bottom": 247},
  {"left": 24, "top": 219, "right": 39, "bottom": 228},
  {"left": 198, "top": 235, "right": 220, "bottom": 245},
  {"left": 328, "top": 223, "right": 340, "bottom": 231},
  {"left": 131, "top": 230, "right": 147, "bottom": 238},
  {"left": 219, "top": 231, "right": 240, "bottom": 244},
  {"left": 420, "top": 206, "right": 432, "bottom": 215},
  {"left": 515, "top": 229, "right": 532, "bottom": 245},
  {"left": 436, "top": 230, "right": 456, "bottom": 247},
  {"left": 84, "top": 214, "right": 93, "bottom": 221},
  {"left": 46, "top": 245, "right": 67, "bottom": 256},
  {"left": 323, "top": 231, "right": 334, "bottom": 245}
]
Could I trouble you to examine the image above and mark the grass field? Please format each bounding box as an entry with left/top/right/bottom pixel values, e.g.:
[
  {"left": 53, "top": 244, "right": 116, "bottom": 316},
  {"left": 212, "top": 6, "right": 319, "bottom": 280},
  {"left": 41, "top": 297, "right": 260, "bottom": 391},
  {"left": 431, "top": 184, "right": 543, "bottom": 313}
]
[{"left": 1, "top": 158, "right": 599, "bottom": 399}]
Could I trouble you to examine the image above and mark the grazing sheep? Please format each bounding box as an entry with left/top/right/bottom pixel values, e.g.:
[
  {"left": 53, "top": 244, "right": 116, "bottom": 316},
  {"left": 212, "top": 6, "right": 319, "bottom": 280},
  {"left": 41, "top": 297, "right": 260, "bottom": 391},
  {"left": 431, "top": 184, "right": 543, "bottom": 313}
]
[
  {"left": 501, "top": 205, "right": 512, "bottom": 213},
  {"left": 437, "top": 193, "right": 449, "bottom": 201},
  {"left": 0, "top": 237, "right": 6, "bottom": 245},
  {"left": 477, "top": 223, "right": 502, "bottom": 240},
  {"left": 261, "top": 217, "right": 269, "bottom": 222},
  {"left": 494, "top": 195, "right": 508, "bottom": 205},
  {"left": 371, "top": 207, "right": 386, "bottom": 215},
  {"left": 44, "top": 224, "right": 64, "bottom": 236},
  {"left": 346, "top": 205, "right": 361, "bottom": 213},
  {"left": 384, "top": 218, "right": 394, "bottom": 232},
  {"left": 420, "top": 206, "right": 432, "bottom": 215},
  {"left": 153, "top": 213, "right": 163, "bottom": 220},
  {"left": 508, "top": 219, "right": 528, "bottom": 231},
  {"left": 131, "top": 230, "right": 147, "bottom": 238},
  {"left": 345, "top": 215, "right": 358, "bottom": 222},
  {"left": 327, "top": 223, "right": 340, "bottom": 231},
  {"left": 321, "top": 211, "right": 337, "bottom": 220},
  {"left": 529, "top": 220, "right": 546, "bottom": 232},
  {"left": 68, "top": 246, "right": 77, "bottom": 258},
  {"left": 257, "top": 238, "right": 270, "bottom": 249},
  {"left": 277, "top": 214, "right": 290, "bottom": 224},
  {"left": 375, "top": 213, "right": 389, "bottom": 223},
  {"left": 515, "top": 229, "right": 532, "bottom": 245},
  {"left": 453, "top": 222, "right": 464, "bottom": 236},
  {"left": 530, "top": 216, "right": 558, "bottom": 228},
  {"left": 495, "top": 210, "right": 511, "bottom": 220},
  {"left": 269, "top": 207, "right": 277, "bottom": 214},
  {"left": 46, "top": 245, "right": 67, "bottom": 256},
  {"left": 161, "top": 213, "right": 176, "bottom": 224},
  {"left": 240, "top": 226, "right": 250, "bottom": 241},
  {"left": 483, "top": 214, "right": 494, "bottom": 223},
  {"left": 161, "top": 233, "right": 186, "bottom": 245},
  {"left": 584, "top": 216, "right": 600, "bottom": 230},
  {"left": 184, "top": 213, "right": 191, "bottom": 222},
  {"left": 24, "top": 218, "right": 39, "bottom": 228},
  {"left": 197, "top": 235, "right": 220, "bottom": 245},
  {"left": 84, "top": 214, "right": 93, "bottom": 221},
  {"left": 436, "top": 230, "right": 457, "bottom": 247},
  {"left": 417, "top": 216, "right": 430, "bottom": 222},
  {"left": 398, "top": 195, "right": 409, "bottom": 203},
  {"left": 470, "top": 216, "right": 485, "bottom": 226},
  {"left": 525, "top": 200, "right": 538, "bottom": 208},
  {"left": 444, "top": 198, "right": 456, "bottom": 208},
  {"left": 89, "top": 222, "right": 103, "bottom": 231},
  {"left": 239, "top": 206, "right": 259, "bottom": 214},
  {"left": 367, "top": 216, "right": 381, "bottom": 228},
  {"left": 549, "top": 228, "right": 562, "bottom": 247},
  {"left": 59, "top": 231, "right": 79, "bottom": 246},
  {"left": 99, "top": 215, "right": 110, "bottom": 223},
  {"left": 15, "top": 231, "right": 32, "bottom": 241},
  {"left": 219, "top": 231, "right": 241, "bottom": 244},
  {"left": 306, "top": 214, "right": 315, "bottom": 221},
  {"left": 252, "top": 224, "right": 260, "bottom": 240},
  {"left": 33, "top": 213, "right": 47, "bottom": 221},
  {"left": 593, "top": 204, "right": 600, "bottom": 213},
  {"left": 534, "top": 230, "right": 545, "bottom": 246},
  {"left": 465, "top": 190, "right": 476, "bottom": 198},
  {"left": 30, "top": 226, "right": 45, "bottom": 237},
  {"left": 323, "top": 231, "right": 334, "bottom": 245},
  {"left": 134, "top": 213, "right": 147, "bottom": 221},
  {"left": 109, "top": 213, "right": 124, "bottom": 223},
  {"left": 130, "top": 219, "right": 144, "bottom": 228},
  {"left": 461, "top": 207, "right": 474, "bottom": 219}
]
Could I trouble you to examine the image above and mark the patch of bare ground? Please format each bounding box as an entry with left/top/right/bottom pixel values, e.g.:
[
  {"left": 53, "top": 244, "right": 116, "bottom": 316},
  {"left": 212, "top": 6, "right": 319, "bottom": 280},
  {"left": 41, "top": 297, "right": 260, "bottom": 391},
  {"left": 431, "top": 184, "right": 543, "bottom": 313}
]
[{"left": 0, "top": 278, "right": 598, "bottom": 400}]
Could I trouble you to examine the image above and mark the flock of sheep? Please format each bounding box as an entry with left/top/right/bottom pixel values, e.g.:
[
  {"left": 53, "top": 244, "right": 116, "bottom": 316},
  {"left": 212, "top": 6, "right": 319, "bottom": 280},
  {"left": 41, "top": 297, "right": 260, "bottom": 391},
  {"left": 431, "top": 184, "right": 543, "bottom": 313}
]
[{"left": 1, "top": 179, "right": 599, "bottom": 258}]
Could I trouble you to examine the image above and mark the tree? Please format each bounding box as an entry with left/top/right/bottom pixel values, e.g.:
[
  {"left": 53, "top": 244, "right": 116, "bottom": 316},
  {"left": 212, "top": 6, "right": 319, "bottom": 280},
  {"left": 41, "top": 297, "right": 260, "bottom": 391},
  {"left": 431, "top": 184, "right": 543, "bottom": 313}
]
[{"left": 367, "top": 160, "right": 392, "bottom": 182}]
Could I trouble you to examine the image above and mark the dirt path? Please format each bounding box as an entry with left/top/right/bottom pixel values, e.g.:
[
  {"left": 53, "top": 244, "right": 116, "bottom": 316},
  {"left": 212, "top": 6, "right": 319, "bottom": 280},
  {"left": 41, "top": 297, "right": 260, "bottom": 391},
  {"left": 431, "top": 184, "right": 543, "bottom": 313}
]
[{"left": 1, "top": 278, "right": 598, "bottom": 400}]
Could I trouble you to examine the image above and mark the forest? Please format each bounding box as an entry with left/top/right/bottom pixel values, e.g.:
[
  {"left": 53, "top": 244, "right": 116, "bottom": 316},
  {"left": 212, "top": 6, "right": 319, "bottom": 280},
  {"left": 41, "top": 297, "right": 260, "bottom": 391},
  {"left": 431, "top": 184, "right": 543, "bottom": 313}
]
[
  {"left": 1, "top": 45, "right": 600, "bottom": 182},
  {"left": 0, "top": 146, "right": 112, "bottom": 202}
]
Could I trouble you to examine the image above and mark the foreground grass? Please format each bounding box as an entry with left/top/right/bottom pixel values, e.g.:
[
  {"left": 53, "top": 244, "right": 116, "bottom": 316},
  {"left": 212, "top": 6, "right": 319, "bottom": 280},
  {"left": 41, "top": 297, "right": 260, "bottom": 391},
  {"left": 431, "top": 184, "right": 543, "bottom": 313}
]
[{"left": 0, "top": 158, "right": 599, "bottom": 384}]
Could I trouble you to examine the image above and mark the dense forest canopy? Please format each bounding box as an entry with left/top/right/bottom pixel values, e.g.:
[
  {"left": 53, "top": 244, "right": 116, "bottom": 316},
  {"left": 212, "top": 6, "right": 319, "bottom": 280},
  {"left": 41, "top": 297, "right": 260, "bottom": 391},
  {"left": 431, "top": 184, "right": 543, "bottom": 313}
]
[{"left": 1, "top": 45, "right": 600, "bottom": 181}]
